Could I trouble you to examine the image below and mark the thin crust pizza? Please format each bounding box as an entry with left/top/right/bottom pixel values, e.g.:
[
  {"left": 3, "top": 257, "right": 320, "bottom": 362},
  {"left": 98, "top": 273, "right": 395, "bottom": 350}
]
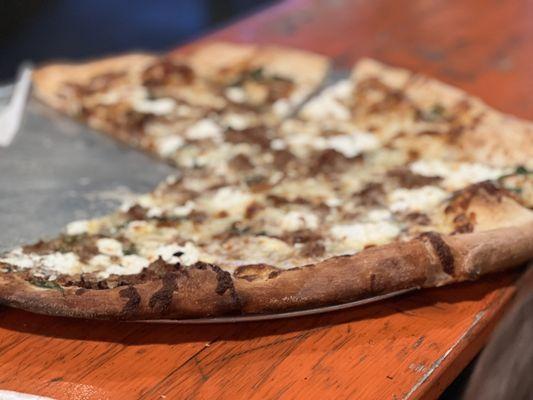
[
  {"left": 0, "top": 49, "right": 531, "bottom": 320},
  {"left": 32, "top": 42, "right": 330, "bottom": 168}
]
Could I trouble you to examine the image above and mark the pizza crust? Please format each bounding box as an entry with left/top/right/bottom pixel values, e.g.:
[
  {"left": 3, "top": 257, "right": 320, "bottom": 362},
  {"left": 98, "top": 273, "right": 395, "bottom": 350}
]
[
  {"left": 172, "top": 41, "right": 330, "bottom": 86},
  {"left": 1, "top": 224, "right": 531, "bottom": 319},
  {"left": 32, "top": 53, "right": 157, "bottom": 114}
]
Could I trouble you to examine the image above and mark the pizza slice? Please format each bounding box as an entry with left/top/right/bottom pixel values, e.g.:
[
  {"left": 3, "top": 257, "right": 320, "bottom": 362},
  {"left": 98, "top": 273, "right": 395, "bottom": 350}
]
[
  {"left": 1, "top": 56, "right": 531, "bottom": 320},
  {"left": 299, "top": 58, "right": 533, "bottom": 168},
  {"left": 32, "top": 42, "right": 330, "bottom": 168}
]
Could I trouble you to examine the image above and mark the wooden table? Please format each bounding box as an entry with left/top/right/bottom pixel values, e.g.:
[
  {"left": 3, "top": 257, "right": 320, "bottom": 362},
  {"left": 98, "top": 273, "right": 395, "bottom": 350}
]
[{"left": 1, "top": 0, "right": 531, "bottom": 399}]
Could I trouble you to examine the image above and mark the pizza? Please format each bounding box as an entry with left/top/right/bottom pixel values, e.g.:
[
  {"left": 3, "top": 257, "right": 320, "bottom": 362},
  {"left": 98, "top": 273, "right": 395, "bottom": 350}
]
[
  {"left": 0, "top": 44, "right": 531, "bottom": 320},
  {"left": 32, "top": 42, "right": 329, "bottom": 168}
]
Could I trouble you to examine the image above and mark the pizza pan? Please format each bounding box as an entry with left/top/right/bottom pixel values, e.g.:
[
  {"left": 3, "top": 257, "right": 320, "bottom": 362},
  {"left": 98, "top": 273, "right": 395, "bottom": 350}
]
[
  {"left": 0, "top": 98, "right": 174, "bottom": 253},
  {"left": 136, "top": 288, "right": 418, "bottom": 324}
]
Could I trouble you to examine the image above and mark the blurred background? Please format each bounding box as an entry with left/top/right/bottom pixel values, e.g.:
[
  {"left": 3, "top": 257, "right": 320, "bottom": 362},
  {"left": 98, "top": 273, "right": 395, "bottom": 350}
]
[{"left": 0, "top": 0, "right": 276, "bottom": 81}]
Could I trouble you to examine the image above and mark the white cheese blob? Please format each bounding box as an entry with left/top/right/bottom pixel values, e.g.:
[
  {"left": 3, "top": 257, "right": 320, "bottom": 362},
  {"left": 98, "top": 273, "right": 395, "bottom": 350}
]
[
  {"left": 99, "top": 255, "right": 149, "bottom": 278},
  {"left": 0, "top": 248, "right": 34, "bottom": 269},
  {"left": 301, "top": 80, "right": 353, "bottom": 121},
  {"left": 206, "top": 187, "right": 253, "bottom": 217},
  {"left": 303, "top": 95, "right": 350, "bottom": 120},
  {"left": 146, "top": 207, "right": 163, "bottom": 218},
  {"left": 280, "top": 211, "right": 319, "bottom": 232},
  {"left": 172, "top": 200, "right": 195, "bottom": 217},
  {"left": 132, "top": 97, "right": 176, "bottom": 115},
  {"left": 185, "top": 119, "right": 223, "bottom": 141},
  {"left": 121, "top": 255, "right": 150, "bottom": 272},
  {"left": 96, "top": 238, "right": 124, "bottom": 257},
  {"left": 93, "top": 254, "right": 150, "bottom": 279},
  {"left": 272, "top": 99, "right": 291, "bottom": 117},
  {"left": 156, "top": 242, "right": 199, "bottom": 266},
  {"left": 319, "top": 131, "right": 379, "bottom": 158},
  {"left": 155, "top": 135, "right": 185, "bottom": 157},
  {"left": 41, "top": 252, "right": 80, "bottom": 274},
  {"left": 331, "top": 221, "right": 400, "bottom": 250},
  {"left": 125, "top": 220, "right": 153, "bottom": 237},
  {"left": 388, "top": 186, "right": 448, "bottom": 213},
  {"left": 89, "top": 254, "right": 111, "bottom": 269},
  {"left": 366, "top": 209, "right": 393, "bottom": 222},
  {"left": 325, "top": 197, "right": 342, "bottom": 207},
  {"left": 270, "top": 138, "right": 287, "bottom": 150},
  {"left": 410, "top": 160, "right": 508, "bottom": 191},
  {"left": 0, "top": 248, "right": 81, "bottom": 275},
  {"left": 225, "top": 87, "right": 247, "bottom": 103},
  {"left": 65, "top": 220, "right": 89, "bottom": 235},
  {"left": 222, "top": 113, "right": 252, "bottom": 130},
  {"left": 330, "top": 79, "right": 354, "bottom": 99}
]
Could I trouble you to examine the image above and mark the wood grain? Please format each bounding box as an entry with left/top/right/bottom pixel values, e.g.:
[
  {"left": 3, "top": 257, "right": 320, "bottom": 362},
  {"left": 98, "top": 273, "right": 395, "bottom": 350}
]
[
  {"left": 1, "top": 0, "right": 531, "bottom": 398},
  {"left": 0, "top": 273, "right": 520, "bottom": 400}
]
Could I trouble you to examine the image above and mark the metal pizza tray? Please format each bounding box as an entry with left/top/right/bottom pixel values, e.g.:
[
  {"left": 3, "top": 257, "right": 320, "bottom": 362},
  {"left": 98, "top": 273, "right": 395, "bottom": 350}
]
[
  {"left": 138, "top": 288, "right": 418, "bottom": 324},
  {"left": 0, "top": 99, "right": 174, "bottom": 253}
]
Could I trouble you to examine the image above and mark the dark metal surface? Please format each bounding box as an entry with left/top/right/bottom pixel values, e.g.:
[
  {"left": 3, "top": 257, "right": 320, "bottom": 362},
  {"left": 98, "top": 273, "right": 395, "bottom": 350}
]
[{"left": 0, "top": 99, "right": 174, "bottom": 252}]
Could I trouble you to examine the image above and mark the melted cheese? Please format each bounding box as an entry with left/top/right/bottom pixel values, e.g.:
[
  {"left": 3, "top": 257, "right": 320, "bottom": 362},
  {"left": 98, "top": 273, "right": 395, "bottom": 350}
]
[
  {"left": 388, "top": 186, "right": 448, "bottom": 213},
  {"left": 155, "top": 135, "right": 185, "bottom": 157},
  {"left": 155, "top": 242, "right": 199, "bottom": 266},
  {"left": 300, "top": 80, "right": 353, "bottom": 121},
  {"left": 280, "top": 211, "right": 319, "bottom": 231},
  {"left": 410, "top": 160, "right": 509, "bottom": 190},
  {"left": 90, "top": 254, "right": 149, "bottom": 279},
  {"left": 96, "top": 238, "right": 123, "bottom": 257},
  {"left": 0, "top": 248, "right": 81, "bottom": 275},
  {"left": 185, "top": 119, "right": 223, "bottom": 141},
  {"left": 318, "top": 131, "right": 379, "bottom": 158},
  {"left": 132, "top": 97, "right": 176, "bottom": 115},
  {"left": 225, "top": 87, "right": 247, "bottom": 103},
  {"left": 330, "top": 221, "right": 400, "bottom": 250},
  {"left": 204, "top": 187, "right": 253, "bottom": 217},
  {"left": 66, "top": 220, "right": 89, "bottom": 235}
]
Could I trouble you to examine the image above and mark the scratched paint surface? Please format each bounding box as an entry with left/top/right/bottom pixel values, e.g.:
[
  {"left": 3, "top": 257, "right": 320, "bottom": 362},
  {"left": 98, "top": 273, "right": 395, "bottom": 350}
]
[{"left": 0, "top": 0, "right": 531, "bottom": 399}]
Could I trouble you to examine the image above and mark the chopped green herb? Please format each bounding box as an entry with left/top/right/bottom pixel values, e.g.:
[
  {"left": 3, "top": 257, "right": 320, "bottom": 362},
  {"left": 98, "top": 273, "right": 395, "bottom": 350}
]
[
  {"left": 29, "top": 278, "right": 64, "bottom": 293},
  {"left": 498, "top": 166, "right": 532, "bottom": 180},
  {"left": 249, "top": 67, "right": 264, "bottom": 81},
  {"left": 123, "top": 243, "right": 137, "bottom": 255},
  {"left": 515, "top": 166, "right": 531, "bottom": 175},
  {"left": 421, "top": 103, "right": 446, "bottom": 122}
]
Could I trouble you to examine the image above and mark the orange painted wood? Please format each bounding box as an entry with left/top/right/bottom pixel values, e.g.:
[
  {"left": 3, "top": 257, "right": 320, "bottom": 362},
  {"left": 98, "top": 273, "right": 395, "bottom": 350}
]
[{"left": 1, "top": 0, "right": 531, "bottom": 399}]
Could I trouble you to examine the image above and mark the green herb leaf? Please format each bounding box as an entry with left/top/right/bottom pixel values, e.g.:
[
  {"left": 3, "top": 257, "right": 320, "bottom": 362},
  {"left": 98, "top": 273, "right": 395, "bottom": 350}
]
[
  {"left": 515, "top": 166, "right": 531, "bottom": 175},
  {"left": 249, "top": 68, "right": 264, "bottom": 81},
  {"left": 123, "top": 243, "right": 137, "bottom": 255},
  {"left": 29, "top": 278, "right": 64, "bottom": 293}
]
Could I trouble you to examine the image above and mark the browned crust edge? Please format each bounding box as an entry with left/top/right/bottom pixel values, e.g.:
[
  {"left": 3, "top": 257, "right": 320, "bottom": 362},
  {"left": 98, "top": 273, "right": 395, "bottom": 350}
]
[{"left": 1, "top": 223, "right": 531, "bottom": 320}]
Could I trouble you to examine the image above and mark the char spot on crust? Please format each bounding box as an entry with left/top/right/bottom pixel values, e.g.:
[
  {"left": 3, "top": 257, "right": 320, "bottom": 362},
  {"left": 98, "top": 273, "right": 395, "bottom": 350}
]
[
  {"left": 419, "top": 232, "right": 455, "bottom": 275},
  {"left": 75, "top": 288, "right": 87, "bottom": 296},
  {"left": 212, "top": 265, "right": 234, "bottom": 295},
  {"left": 268, "top": 270, "right": 282, "bottom": 279},
  {"left": 119, "top": 286, "right": 141, "bottom": 316},
  {"left": 148, "top": 272, "right": 178, "bottom": 313},
  {"left": 192, "top": 262, "right": 239, "bottom": 302}
]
